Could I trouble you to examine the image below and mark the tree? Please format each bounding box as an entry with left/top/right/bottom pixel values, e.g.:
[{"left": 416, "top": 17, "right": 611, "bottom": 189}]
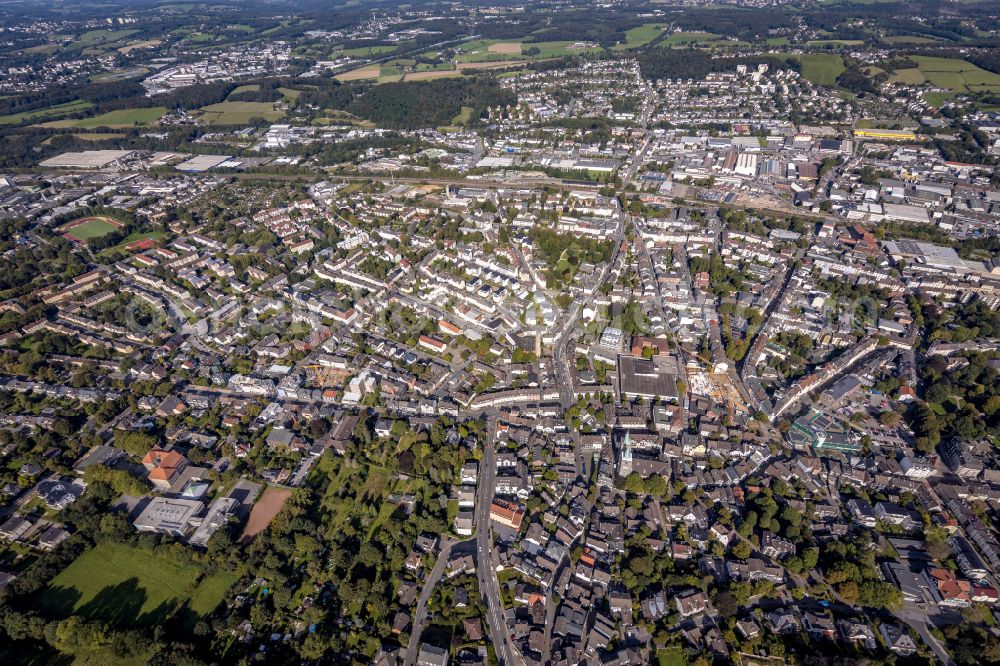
[
  {"left": 644, "top": 475, "right": 667, "bottom": 496},
  {"left": 878, "top": 410, "right": 901, "bottom": 427},
  {"left": 624, "top": 473, "right": 645, "bottom": 494},
  {"left": 714, "top": 590, "right": 737, "bottom": 618},
  {"left": 731, "top": 541, "right": 751, "bottom": 560}
]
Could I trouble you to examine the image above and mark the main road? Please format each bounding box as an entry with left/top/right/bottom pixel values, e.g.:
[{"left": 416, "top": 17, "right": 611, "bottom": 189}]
[{"left": 475, "top": 411, "right": 519, "bottom": 665}]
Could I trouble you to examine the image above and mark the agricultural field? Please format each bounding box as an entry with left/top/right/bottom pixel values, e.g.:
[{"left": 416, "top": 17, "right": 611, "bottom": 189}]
[
  {"left": 336, "top": 65, "right": 380, "bottom": 81},
  {"left": 35, "top": 543, "right": 231, "bottom": 627},
  {"left": 58, "top": 215, "right": 123, "bottom": 243},
  {"left": 0, "top": 100, "right": 93, "bottom": 125},
  {"left": 487, "top": 42, "right": 523, "bottom": 55},
  {"left": 910, "top": 55, "right": 1000, "bottom": 93},
  {"left": 795, "top": 53, "right": 846, "bottom": 87},
  {"left": 196, "top": 101, "right": 283, "bottom": 125}
]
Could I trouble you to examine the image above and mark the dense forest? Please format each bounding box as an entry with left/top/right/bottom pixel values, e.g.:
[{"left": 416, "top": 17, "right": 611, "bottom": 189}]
[
  {"left": 967, "top": 48, "right": 1000, "bottom": 75},
  {"left": 344, "top": 77, "right": 516, "bottom": 130}
]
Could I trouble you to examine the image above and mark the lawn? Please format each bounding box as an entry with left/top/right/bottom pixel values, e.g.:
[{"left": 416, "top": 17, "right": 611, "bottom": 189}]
[
  {"left": 657, "top": 647, "right": 687, "bottom": 666},
  {"left": 197, "top": 101, "right": 283, "bottom": 125},
  {"left": 35, "top": 543, "right": 228, "bottom": 628},
  {"left": 796, "top": 53, "right": 846, "bottom": 86},
  {"left": 0, "top": 100, "right": 93, "bottom": 125}
]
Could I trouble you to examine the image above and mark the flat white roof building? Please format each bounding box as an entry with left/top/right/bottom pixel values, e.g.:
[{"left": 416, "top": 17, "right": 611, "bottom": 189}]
[{"left": 133, "top": 497, "right": 205, "bottom": 537}]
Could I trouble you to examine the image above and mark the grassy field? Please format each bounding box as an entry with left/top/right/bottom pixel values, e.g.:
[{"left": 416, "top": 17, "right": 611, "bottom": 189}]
[
  {"left": 76, "top": 29, "right": 138, "bottom": 46},
  {"left": 806, "top": 39, "right": 864, "bottom": 46},
  {"left": 660, "top": 31, "right": 722, "bottom": 47},
  {"left": 889, "top": 68, "right": 926, "bottom": 85},
  {"left": 98, "top": 231, "right": 165, "bottom": 257},
  {"left": 796, "top": 53, "right": 846, "bottom": 86},
  {"left": 197, "top": 101, "right": 283, "bottom": 125},
  {"left": 910, "top": 55, "right": 1000, "bottom": 93},
  {"left": 228, "top": 84, "right": 260, "bottom": 96},
  {"left": 924, "top": 91, "right": 958, "bottom": 108},
  {"left": 526, "top": 40, "right": 602, "bottom": 57},
  {"left": 882, "top": 35, "right": 942, "bottom": 44},
  {"left": 118, "top": 39, "right": 162, "bottom": 54},
  {"left": 36, "top": 543, "right": 228, "bottom": 627},
  {"left": 77, "top": 107, "right": 166, "bottom": 128},
  {"left": 188, "top": 572, "right": 239, "bottom": 615},
  {"left": 38, "top": 106, "right": 166, "bottom": 129},
  {"left": 452, "top": 106, "right": 474, "bottom": 125},
  {"left": 402, "top": 70, "right": 462, "bottom": 81},
  {"left": 0, "top": 100, "right": 93, "bottom": 125},
  {"left": 612, "top": 23, "right": 667, "bottom": 50}
]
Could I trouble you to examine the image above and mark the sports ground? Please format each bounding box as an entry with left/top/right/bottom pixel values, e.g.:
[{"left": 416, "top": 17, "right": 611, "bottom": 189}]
[{"left": 58, "top": 215, "right": 123, "bottom": 243}]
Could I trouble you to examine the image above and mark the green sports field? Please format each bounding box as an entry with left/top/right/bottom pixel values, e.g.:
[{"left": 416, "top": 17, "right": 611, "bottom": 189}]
[
  {"left": 35, "top": 542, "right": 235, "bottom": 627},
  {"left": 59, "top": 216, "right": 122, "bottom": 242}
]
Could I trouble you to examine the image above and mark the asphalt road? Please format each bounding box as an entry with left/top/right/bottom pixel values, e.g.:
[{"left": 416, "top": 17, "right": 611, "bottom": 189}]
[
  {"left": 474, "top": 412, "right": 519, "bottom": 665},
  {"left": 403, "top": 537, "right": 456, "bottom": 666}
]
